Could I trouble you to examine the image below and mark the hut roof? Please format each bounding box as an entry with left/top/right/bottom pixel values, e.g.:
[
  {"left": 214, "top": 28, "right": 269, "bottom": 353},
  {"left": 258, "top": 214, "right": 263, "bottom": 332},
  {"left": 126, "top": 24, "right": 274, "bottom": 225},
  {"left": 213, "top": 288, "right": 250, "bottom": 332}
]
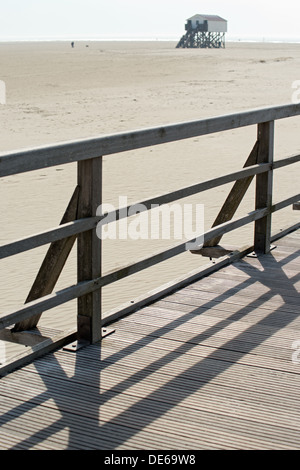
[{"left": 188, "top": 14, "right": 227, "bottom": 22}]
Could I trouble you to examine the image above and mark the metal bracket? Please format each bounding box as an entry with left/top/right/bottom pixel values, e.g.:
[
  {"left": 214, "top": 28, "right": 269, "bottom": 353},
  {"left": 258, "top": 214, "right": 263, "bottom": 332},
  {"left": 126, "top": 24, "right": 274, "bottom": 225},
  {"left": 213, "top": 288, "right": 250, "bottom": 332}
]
[
  {"left": 63, "top": 327, "right": 115, "bottom": 352},
  {"left": 293, "top": 202, "right": 300, "bottom": 210},
  {"left": 247, "top": 244, "right": 276, "bottom": 258},
  {"left": 63, "top": 339, "right": 89, "bottom": 352},
  {"left": 101, "top": 327, "right": 115, "bottom": 338},
  {"left": 190, "top": 245, "right": 234, "bottom": 259}
]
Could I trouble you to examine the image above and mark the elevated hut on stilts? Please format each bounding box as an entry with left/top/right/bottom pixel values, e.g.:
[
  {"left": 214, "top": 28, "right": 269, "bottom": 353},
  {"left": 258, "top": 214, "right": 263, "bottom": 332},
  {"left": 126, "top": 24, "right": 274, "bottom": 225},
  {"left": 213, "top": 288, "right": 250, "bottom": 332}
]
[{"left": 176, "top": 14, "right": 227, "bottom": 49}]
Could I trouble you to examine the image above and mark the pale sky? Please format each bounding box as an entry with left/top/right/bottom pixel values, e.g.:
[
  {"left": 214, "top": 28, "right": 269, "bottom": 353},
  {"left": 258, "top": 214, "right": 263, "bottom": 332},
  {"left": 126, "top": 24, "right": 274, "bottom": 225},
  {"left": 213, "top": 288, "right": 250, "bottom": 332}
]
[{"left": 1, "top": 0, "right": 300, "bottom": 41}]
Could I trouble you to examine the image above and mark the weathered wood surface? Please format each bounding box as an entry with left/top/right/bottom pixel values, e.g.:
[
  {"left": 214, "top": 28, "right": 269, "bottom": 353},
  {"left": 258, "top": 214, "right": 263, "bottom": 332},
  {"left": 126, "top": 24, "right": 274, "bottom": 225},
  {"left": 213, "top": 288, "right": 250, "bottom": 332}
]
[
  {"left": 254, "top": 121, "right": 274, "bottom": 253},
  {"left": 13, "top": 186, "right": 80, "bottom": 332},
  {"left": 0, "top": 216, "right": 98, "bottom": 261},
  {"left": 203, "top": 140, "right": 259, "bottom": 248},
  {"left": 0, "top": 230, "right": 299, "bottom": 450},
  {"left": 77, "top": 157, "right": 102, "bottom": 343}
]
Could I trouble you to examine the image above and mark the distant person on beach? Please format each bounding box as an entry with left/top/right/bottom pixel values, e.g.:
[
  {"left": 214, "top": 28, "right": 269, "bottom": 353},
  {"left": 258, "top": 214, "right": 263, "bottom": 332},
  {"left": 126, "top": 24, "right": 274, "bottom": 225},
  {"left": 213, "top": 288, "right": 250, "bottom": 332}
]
[{"left": 71, "top": 42, "right": 74, "bottom": 48}]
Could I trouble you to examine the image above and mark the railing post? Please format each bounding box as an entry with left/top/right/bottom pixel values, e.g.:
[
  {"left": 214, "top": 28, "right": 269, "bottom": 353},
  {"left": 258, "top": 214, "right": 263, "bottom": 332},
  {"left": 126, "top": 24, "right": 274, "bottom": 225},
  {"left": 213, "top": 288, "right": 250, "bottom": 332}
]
[
  {"left": 77, "top": 156, "right": 102, "bottom": 344},
  {"left": 254, "top": 121, "right": 274, "bottom": 253}
]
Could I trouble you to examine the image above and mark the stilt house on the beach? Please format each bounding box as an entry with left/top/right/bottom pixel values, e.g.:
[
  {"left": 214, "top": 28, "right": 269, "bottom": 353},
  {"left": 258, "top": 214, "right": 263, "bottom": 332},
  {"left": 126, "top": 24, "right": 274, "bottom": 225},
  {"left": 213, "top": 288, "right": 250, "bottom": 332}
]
[{"left": 176, "top": 14, "right": 227, "bottom": 49}]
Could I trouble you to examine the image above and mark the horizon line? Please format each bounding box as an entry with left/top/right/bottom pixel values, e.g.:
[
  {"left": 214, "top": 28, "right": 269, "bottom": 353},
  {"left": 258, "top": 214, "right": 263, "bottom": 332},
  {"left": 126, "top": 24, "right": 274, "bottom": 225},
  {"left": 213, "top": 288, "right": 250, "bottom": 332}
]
[{"left": 0, "top": 35, "right": 300, "bottom": 44}]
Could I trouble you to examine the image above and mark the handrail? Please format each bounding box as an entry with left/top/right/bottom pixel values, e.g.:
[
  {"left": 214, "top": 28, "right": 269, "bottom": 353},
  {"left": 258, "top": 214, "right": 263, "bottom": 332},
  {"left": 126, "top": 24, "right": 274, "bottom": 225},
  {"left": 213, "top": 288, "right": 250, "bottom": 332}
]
[
  {"left": 1, "top": 103, "right": 300, "bottom": 177},
  {"left": 0, "top": 103, "right": 299, "bottom": 367},
  {"left": 1, "top": 155, "right": 299, "bottom": 261}
]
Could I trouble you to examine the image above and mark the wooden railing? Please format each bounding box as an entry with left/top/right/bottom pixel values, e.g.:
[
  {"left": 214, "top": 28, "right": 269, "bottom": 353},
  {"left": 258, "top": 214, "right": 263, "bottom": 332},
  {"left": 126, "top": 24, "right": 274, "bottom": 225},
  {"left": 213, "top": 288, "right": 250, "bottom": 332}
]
[{"left": 0, "top": 103, "right": 299, "bottom": 373}]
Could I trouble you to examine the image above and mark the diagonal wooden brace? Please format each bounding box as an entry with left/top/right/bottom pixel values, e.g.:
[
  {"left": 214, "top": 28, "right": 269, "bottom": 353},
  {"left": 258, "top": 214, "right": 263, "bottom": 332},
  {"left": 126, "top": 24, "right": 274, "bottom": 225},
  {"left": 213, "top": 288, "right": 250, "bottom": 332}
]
[
  {"left": 191, "top": 140, "right": 259, "bottom": 256},
  {"left": 12, "top": 186, "right": 80, "bottom": 332}
]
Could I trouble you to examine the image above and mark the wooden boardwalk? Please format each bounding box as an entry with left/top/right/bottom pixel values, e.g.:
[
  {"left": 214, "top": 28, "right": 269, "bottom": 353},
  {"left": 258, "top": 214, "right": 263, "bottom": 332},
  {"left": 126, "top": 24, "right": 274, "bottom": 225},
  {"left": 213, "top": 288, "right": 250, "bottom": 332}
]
[{"left": 0, "top": 230, "right": 299, "bottom": 450}]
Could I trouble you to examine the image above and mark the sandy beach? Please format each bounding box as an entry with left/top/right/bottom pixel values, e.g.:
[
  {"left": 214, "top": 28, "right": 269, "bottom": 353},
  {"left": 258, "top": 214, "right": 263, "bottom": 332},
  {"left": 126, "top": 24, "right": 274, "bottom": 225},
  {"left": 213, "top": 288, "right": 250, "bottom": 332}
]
[{"left": 0, "top": 41, "right": 299, "bottom": 357}]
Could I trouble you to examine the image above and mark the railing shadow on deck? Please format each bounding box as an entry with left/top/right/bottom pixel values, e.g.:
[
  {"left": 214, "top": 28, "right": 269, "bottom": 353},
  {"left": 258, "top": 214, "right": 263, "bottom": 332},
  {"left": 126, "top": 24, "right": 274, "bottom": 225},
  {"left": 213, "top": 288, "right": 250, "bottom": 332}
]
[
  {"left": 0, "top": 245, "right": 299, "bottom": 449},
  {"left": 0, "top": 103, "right": 299, "bottom": 375}
]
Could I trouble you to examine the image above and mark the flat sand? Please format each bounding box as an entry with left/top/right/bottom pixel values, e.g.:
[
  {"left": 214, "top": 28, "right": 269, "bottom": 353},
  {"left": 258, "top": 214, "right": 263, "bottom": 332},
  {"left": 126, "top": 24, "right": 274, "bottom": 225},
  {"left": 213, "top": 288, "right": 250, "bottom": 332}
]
[{"left": 0, "top": 41, "right": 299, "bottom": 357}]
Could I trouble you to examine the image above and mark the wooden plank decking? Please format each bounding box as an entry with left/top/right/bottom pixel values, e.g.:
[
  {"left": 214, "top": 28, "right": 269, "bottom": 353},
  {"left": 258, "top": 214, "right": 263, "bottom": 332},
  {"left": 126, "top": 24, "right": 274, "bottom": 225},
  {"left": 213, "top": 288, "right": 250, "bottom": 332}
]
[{"left": 0, "top": 230, "right": 299, "bottom": 450}]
